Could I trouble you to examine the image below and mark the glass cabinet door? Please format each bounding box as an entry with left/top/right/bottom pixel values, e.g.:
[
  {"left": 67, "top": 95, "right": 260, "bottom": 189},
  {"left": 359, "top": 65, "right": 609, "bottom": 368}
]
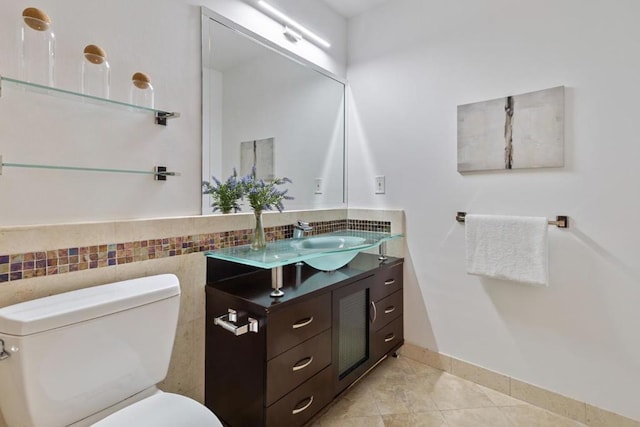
[{"left": 332, "top": 275, "right": 374, "bottom": 394}]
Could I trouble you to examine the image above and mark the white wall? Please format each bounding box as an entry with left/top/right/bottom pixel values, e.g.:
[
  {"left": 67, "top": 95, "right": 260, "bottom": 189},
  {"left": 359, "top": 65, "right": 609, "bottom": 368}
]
[
  {"left": 0, "top": 0, "right": 346, "bottom": 226},
  {"left": 347, "top": 0, "right": 640, "bottom": 420}
]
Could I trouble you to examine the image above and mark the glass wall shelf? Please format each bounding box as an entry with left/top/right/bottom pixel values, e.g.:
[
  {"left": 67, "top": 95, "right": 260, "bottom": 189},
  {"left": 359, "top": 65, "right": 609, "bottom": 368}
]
[
  {"left": 205, "top": 230, "right": 403, "bottom": 270},
  {"left": 0, "top": 155, "right": 179, "bottom": 181},
  {"left": 0, "top": 75, "right": 180, "bottom": 126}
]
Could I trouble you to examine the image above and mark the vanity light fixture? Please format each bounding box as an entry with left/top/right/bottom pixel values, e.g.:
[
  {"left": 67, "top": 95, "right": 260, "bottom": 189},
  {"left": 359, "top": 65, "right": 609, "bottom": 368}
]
[
  {"left": 283, "top": 26, "right": 302, "bottom": 43},
  {"left": 257, "top": 0, "right": 331, "bottom": 48}
]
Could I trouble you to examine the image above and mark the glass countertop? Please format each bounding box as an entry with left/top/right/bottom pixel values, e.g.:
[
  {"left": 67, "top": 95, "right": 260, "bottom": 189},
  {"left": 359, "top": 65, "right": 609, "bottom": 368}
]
[{"left": 205, "top": 230, "right": 402, "bottom": 269}]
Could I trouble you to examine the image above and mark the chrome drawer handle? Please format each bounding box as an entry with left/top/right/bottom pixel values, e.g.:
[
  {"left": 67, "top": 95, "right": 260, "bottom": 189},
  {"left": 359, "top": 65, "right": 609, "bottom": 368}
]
[
  {"left": 292, "top": 316, "right": 314, "bottom": 329},
  {"left": 292, "top": 356, "right": 313, "bottom": 372},
  {"left": 384, "top": 306, "right": 396, "bottom": 314},
  {"left": 384, "top": 279, "right": 396, "bottom": 285},
  {"left": 384, "top": 333, "right": 395, "bottom": 343},
  {"left": 370, "top": 301, "right": 377, "bottom": 323},
  {"left": 292, "top": 396, "right": 314, "bottom": 415}
]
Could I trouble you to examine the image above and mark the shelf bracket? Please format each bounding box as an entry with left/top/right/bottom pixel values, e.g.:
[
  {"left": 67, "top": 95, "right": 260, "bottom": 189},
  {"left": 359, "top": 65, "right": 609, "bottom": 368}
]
[
  {"left": 154, "top": 166, "right": 181, "bottom": 180},
  {"left": 155, "top": 111, "right": 180, "bottom": 126},
  {"left": 155, "top": 166, "right": 168, "bottom": 181}
]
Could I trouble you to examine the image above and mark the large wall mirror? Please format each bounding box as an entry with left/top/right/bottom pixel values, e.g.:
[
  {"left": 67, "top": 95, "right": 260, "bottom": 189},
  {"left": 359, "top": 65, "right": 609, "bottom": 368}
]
[{"left": 201, "top": 7, "right": 346, "bottom": 214}]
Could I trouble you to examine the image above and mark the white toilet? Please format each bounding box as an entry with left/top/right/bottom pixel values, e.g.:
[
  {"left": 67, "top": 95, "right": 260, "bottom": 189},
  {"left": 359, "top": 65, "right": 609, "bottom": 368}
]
[{"left": 0, "top": 274, "right": 223, "bottom": 427}]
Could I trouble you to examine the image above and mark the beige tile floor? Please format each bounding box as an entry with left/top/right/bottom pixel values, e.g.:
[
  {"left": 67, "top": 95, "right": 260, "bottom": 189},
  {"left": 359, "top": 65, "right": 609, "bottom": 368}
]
[{"left": 308, "top": 355, "right": 586, "bottom": 427}]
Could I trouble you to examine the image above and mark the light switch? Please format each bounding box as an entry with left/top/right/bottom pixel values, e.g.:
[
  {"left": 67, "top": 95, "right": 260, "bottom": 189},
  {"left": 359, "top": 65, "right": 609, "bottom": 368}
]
[
  {"left": 375, "top": 175, "right": 385, "bottom": 194},
  {"left": 315, "top": 178, "right": 323, "bottom": 194}
]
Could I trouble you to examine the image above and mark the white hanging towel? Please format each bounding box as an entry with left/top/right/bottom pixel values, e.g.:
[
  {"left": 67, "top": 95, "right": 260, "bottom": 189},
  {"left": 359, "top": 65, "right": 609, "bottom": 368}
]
[{"left": 465, "top": 214, "right": 549, "bottom": 286}]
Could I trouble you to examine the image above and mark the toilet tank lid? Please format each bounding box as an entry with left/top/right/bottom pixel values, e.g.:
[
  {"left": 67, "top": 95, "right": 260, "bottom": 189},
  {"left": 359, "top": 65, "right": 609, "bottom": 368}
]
[{"left": 0, "top": 274, "right": 180, "bottom": 336}]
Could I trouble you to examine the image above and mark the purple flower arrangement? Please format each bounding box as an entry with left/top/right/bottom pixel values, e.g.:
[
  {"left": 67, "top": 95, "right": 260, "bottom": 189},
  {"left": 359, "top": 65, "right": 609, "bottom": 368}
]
[
  {"left": 202, "top": 167, "right": 293, "bottom": 214},
  {"left": 242, "top": 169, "right": 293, "bottom": 213},
  {"left": 202, "top": 168, "right": 244, "bottom": 214}
]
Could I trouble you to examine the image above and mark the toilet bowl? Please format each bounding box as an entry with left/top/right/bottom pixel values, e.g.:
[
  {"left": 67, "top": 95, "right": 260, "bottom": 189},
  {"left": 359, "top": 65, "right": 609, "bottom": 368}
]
[
  {"left": 0, "top": 274, "right": 222, "bottom": 427},
  {"left": 92, "top": 392, "right": 218, "bottom": 427}
]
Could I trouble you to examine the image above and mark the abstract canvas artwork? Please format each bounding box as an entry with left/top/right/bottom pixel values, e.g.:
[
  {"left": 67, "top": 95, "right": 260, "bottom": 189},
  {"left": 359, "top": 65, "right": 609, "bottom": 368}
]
[
  {"left": 457, "top": 86, "right": 564, "bottom": 172},
  {"left": 240, "top": 137, "right": 274, "bottom": 180}
]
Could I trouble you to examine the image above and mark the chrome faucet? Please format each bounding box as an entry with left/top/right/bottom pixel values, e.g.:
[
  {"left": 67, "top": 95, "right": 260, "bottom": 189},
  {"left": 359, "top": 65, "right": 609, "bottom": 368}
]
[{"left": 293, "top": 220, "right": 313, "bottom": 238}]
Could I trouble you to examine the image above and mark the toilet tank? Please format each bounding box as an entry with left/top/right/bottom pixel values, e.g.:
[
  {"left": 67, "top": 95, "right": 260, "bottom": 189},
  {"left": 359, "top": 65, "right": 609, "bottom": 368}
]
[{"left": 0, "top": 274, "right": 181, "bottom": 427}]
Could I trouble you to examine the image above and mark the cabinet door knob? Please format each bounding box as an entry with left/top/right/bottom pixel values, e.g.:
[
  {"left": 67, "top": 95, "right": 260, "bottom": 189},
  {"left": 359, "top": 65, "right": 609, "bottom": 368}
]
[
  {"left": 384, "top": 333, "right": 395, "bottom": 343},
  {"left": 292, "top": 316, "right": 314, "bottom": 329},
  {"left": 292, "top": 396, "right": 314, "bottom": 415},
  {"left": 384, "top": 306, "right": 396, "bottom": 314},
  {"left": 292, "top": 356, "right": 314, "bottom": 372},
  {"left": 384, "top": 278, "right": 396, "bottom": 285}
]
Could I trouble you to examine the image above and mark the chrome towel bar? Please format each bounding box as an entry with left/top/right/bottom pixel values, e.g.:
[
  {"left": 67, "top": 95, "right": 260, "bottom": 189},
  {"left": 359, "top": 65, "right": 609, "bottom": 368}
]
[{"left": 456, "top": 212, "right": 569, "bottom": 229}]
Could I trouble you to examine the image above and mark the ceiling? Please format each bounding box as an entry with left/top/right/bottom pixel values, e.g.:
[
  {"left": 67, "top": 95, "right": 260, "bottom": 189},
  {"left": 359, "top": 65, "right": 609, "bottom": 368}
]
[{"left": 320, "top": 0, "right": 388, "bottom": 18}]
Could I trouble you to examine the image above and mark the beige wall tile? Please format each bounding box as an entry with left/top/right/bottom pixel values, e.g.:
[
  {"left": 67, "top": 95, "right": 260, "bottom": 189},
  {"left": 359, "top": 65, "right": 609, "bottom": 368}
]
[
  {"left": 113, "top": 253, "right": 206, "bottom": 325},
  {"left": 114, "top": 216, "right": 197, "bottom": 242},
  {"left": 451, "top": 358, "right": 510, "bottom": 395},
  {"left": 0, "top": 221, "right": 116, "bottom": 253},
  {"left": 501, "top": 405, "right": 587, "bottom": 427},
  {"left": 400, "top": 342, "right": 452, "bottom": 373},
  {"left": 476, "top": 385, "right": 524, "bottom": 407},
  {"left": 0, "top": 265, "right": 117, "bottom": 308},
  {"left": 192, "top": 213, "right": 253, "bottom": 235},
  {"left": 586, "top": 404, "right": 640, "bottom": 427},
  {"left": 348, "top": 209, "right": 405, "bottom": 258},
  {"left": 510, "top": 379, "right": 586, "bottom": 423},
  {"left": 159, "top": 317, "right": 203, "bottom": 395},
  {"left": 441, "top": 407, "right": 512, "bottom": 427}
]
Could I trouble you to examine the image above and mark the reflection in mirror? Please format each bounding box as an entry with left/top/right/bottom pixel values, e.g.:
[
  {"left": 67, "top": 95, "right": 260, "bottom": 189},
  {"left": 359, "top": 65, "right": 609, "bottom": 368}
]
[{"left": 201, "top": 8, "right": 346, "bottom": 214}]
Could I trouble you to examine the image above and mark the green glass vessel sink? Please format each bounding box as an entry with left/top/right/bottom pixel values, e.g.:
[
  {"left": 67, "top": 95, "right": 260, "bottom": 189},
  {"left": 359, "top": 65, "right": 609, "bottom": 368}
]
[
  {"left": 289, "top": 235, "right": 367, "bottom": 270},
  {"left": 205, "top": 230, "right": 401, "bottom": 271}
]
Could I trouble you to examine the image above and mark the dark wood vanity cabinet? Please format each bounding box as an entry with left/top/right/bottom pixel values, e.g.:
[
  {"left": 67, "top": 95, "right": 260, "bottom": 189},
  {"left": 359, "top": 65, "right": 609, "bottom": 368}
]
[{"left": 205, "top": 254, "right": 403, "bottom": 427}]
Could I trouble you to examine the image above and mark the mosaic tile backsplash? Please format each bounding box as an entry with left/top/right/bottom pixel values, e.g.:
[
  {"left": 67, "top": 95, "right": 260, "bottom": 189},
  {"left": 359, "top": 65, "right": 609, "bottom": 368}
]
[{"left": 0, "top": 219, "right": 391, "bottom": 283}]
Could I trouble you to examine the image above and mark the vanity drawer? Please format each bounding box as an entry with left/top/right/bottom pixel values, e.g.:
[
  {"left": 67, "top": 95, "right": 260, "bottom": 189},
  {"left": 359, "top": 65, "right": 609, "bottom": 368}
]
[
  {"left": 266, "top": 366, "right": 333, "bottom": 427},
  {"left": 266, "top": 329, "right": 332, "bottom": 406},
  {"left": 371, "top": 316, "right": 403, "bottom": 362},
  {"left": 371, "top": 289, "right": 403, "bottom": 331},
  {"left": 371, "top": 263, "right": 403, "bottom": 302},
  {"left": 267, "top": 293, "right": 331, "bottom": 359}
]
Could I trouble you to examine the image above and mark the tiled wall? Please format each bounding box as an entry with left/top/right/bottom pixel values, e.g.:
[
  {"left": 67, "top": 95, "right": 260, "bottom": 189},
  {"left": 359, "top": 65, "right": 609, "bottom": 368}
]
[{"left": 0, "top": 218, "right": 392, "bottom": 284}]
